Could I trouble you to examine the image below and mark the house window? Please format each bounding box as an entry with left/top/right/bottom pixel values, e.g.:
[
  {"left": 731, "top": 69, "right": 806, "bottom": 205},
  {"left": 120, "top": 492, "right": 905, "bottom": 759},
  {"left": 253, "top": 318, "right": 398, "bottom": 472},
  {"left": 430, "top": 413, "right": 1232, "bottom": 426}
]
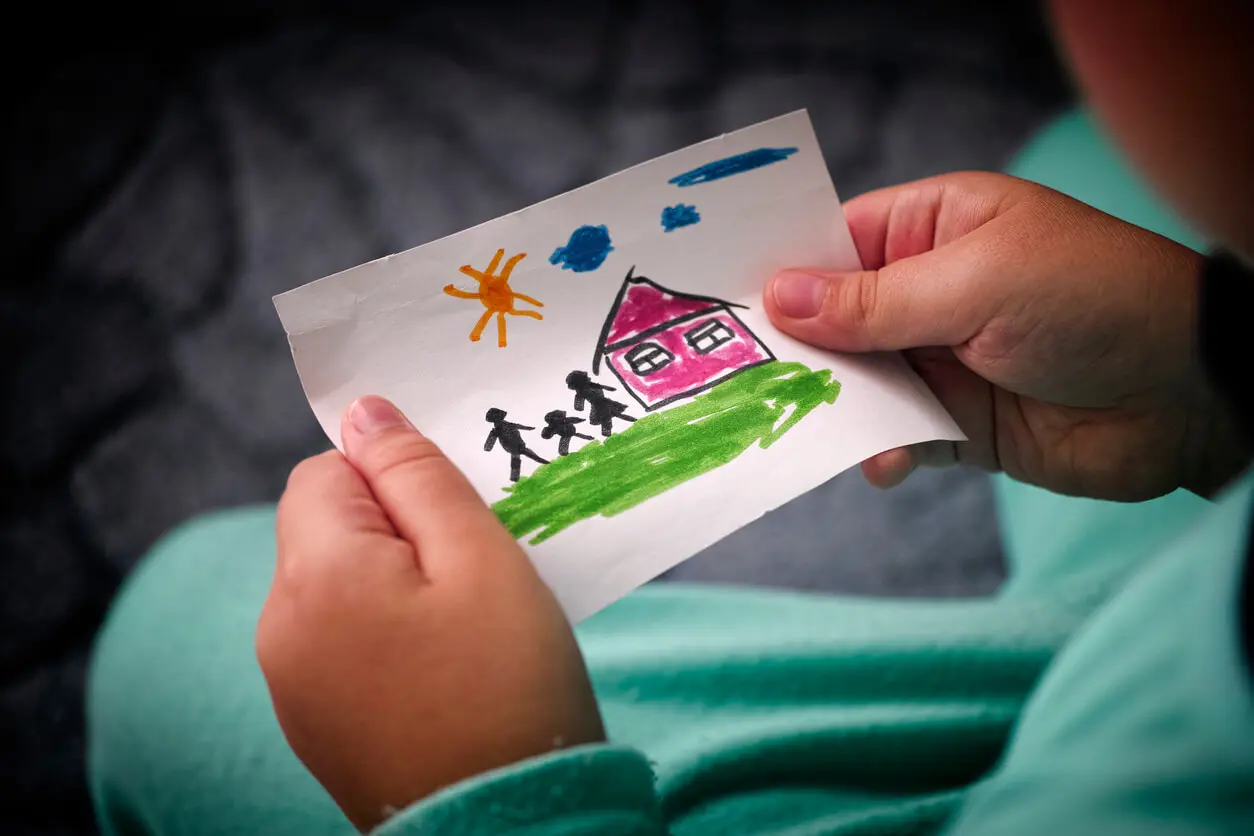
[
  {"left": 684, "top": 319, "right": 736, "bottom": 354},
  {"left": 624, "top": 342, "right": 674, "bottom": 376}
]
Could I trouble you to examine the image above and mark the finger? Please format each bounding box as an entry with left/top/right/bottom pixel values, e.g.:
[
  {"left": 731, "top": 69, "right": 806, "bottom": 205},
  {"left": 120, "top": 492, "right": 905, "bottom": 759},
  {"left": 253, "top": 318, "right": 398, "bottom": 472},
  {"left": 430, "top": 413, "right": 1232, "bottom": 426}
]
[
  {"left": 276, "top": 450, "right": 414, "bottom": 576},
  {"left": 764, "top": 234, "right": 1010, "bottom": 353},
  {"left": 340, "top": 396, "right": 523, "bottom": 577},
  {"left": 841, "top": 172, "right": 1019, "bottom": 269},
  {"left": 764, "top": 259, "right": 962, "bottom": 353},
  {"left": 861, "top": 448, "right": 915, "bottom": 488},
  {"left": 764, "top": 174, "right": 1030, "bottom": 353},
  {"left": 861, "top": 440, "right": 963, "bottom": 489}
]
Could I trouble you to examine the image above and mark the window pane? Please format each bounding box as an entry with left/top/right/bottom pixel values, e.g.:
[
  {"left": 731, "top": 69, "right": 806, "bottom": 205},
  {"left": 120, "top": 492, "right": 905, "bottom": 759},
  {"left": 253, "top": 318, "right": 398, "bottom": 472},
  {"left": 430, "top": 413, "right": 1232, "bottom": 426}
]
[
  {"left": 625, "top": 342, "right": 673, "bottom": 376},
  {"left": 684, "top": 319, "right": 735, "bottom": 354}
]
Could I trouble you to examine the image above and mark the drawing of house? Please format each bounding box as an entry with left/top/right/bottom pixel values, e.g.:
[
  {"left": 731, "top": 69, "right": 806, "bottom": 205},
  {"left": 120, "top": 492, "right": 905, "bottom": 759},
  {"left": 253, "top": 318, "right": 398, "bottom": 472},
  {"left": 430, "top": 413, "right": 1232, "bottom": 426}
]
[{"left": 592, "top": 269, "right": 775, "bottom": 410}]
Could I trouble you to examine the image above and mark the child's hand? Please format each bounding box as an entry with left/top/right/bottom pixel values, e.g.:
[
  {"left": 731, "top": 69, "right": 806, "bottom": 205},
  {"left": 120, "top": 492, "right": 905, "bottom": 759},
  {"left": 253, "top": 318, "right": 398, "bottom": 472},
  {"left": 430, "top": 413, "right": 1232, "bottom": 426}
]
[
  {"left": 767, "top": 172, "right": 1251, "bottom": 501},
  {"left": 257, "top": 396, "right": 605, "bottom": 833}
]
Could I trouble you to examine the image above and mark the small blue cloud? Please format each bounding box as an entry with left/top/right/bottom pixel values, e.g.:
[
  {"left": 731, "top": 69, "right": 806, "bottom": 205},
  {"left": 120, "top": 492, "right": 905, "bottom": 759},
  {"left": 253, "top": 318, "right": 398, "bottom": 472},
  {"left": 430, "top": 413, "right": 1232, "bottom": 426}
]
[
  {"left": 550, "top": 224, "right": 613, "bottom": 273},
  {"left": 661, "top": 203, "right": 701, "bottom": 232}
]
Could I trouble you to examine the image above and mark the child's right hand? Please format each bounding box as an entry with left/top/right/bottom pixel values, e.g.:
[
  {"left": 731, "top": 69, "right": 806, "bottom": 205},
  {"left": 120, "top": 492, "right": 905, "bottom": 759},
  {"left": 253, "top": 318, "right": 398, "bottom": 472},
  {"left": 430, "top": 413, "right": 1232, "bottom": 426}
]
[
  {"left": 257, "top": 396, "right": 605, "bottom": 833},
  {"left": 766, "top": 172, "right": 1252, "bottom": 501}
]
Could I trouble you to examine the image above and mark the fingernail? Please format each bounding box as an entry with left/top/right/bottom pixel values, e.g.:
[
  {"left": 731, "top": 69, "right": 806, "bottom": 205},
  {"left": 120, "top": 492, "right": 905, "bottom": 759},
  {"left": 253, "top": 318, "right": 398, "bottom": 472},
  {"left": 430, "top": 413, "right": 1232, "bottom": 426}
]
[
  {"left": 772, "top": 271, "right": 827, "bottom": 318},
  {"left": 347, "top": 396, "right": 409, "bottom": 435}
]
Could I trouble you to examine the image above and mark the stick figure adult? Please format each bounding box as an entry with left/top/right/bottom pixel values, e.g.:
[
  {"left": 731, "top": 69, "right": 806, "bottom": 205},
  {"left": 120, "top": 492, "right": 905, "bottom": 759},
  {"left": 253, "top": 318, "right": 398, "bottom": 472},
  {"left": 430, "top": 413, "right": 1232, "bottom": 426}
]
[
  {"left": 565, "top": 371, "right": 636, "bottom": 437},
  {"left": 483, "top": 408, "right": 549, "bottom": 482}
]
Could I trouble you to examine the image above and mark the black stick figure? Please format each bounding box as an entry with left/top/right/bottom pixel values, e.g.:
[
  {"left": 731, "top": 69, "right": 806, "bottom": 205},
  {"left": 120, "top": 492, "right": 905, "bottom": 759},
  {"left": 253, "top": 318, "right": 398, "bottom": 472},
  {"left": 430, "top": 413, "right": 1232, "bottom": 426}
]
[
  {"left": 566, "top": 371, "right": 637, "bottom": 437},
  {"left": 484, "top": 407, "right": 549, "bottom": 482},
  {"left": 541, "top": 409, "right": 594, "bottom": 456}
]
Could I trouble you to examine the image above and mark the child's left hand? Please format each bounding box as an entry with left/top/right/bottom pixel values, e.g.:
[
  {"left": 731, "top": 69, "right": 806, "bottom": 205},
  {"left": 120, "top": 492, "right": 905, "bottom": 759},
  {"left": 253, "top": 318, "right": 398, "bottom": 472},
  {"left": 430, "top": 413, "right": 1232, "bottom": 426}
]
[{"left": 257, "top": 396, "right": 606, "bottom": 833}]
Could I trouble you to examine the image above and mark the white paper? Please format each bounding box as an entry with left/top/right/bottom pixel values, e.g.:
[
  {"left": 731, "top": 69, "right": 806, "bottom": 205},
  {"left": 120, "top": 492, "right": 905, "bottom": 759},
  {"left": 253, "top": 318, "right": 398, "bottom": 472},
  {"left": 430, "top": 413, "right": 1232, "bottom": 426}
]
[{"left": 275, "top": 111, "right": 963, "bottom": 622}]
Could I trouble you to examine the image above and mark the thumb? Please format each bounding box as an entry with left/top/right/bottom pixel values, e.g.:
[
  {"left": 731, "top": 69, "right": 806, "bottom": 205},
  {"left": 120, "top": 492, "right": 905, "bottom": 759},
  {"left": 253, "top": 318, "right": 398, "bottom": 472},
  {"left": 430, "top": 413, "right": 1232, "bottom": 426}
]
[
  {"left": 340, "top": 396, "right": 522, "bottom": 575},
  {"left": 764, "top": 243, "right": 1002, "bottom": 353}
]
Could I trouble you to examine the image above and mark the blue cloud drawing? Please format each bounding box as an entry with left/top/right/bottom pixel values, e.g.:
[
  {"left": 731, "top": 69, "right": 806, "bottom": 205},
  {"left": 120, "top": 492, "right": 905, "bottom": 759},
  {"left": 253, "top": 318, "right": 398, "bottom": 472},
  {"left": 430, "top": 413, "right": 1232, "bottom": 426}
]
[
  {"left": 660, "top": 204, "right": 701, "bottom": 232},
  {"left": 668, "top": 147, "right": 799, "bottom": 187},
  {"left": 550, "top": 224, "right": 613, "bottom": 273}
]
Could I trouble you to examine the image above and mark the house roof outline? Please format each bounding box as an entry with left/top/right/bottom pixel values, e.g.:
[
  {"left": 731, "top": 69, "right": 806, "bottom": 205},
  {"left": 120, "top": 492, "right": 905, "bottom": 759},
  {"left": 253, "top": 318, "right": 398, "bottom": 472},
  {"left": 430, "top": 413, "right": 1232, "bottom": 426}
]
[{"left": 591, "top": 268, "right": 748, "bottom": 374}]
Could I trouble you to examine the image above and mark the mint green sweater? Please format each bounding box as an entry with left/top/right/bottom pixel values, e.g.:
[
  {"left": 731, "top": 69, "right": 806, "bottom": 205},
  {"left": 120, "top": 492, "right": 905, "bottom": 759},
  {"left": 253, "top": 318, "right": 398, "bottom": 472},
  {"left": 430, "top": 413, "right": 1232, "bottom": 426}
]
[{"left": 87, "top": 471, "right": 1253, "bottom": 836}]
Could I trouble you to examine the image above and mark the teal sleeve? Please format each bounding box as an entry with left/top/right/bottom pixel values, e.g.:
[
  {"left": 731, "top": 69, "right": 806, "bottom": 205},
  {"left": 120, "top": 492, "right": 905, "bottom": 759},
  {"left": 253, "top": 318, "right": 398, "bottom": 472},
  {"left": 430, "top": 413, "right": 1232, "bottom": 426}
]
[{"left": 373, "top": 745, "right": 665, "bottom": 836}]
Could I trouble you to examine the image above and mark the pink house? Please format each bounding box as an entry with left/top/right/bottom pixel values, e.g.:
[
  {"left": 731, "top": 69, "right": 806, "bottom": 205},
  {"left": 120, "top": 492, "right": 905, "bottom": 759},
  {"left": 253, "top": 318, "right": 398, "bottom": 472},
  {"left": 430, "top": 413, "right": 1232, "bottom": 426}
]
[{"left": 592, "top": 269, "right": 775, "bottom": 410}]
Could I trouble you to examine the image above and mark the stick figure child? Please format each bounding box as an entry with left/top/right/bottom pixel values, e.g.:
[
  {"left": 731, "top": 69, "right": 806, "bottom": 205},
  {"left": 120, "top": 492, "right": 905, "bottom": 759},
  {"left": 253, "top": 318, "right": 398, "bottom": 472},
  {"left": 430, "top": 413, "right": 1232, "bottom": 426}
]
[
  {"left": 540, "top": 410, "right": 594, "bottom": 456},
  {"left": 565, "top": 371, "right": 636, "bottom": 437},
  {"left": 483, "top": 408, "right": 549, "bottom": 483}
]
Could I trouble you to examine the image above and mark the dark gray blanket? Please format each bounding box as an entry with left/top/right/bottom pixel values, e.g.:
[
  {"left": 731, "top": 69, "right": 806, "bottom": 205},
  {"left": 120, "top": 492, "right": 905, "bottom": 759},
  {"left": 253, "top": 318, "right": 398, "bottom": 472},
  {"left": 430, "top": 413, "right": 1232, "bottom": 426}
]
[{"left": 1, "top": 3, "right": 1069, "bottom": 832}]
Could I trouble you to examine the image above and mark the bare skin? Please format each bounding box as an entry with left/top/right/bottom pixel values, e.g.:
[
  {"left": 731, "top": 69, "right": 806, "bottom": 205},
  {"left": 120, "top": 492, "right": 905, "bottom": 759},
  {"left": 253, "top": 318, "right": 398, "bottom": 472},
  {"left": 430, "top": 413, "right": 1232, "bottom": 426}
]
[
  {"left": 764, "top": 172, "right": 1251, "bottom": 500},
  {"left": 257, "top": 396, "right": 604, "bottom": 832},
  {"left": 1050, "top": 0, "right": 1254, "bottom": 261}
]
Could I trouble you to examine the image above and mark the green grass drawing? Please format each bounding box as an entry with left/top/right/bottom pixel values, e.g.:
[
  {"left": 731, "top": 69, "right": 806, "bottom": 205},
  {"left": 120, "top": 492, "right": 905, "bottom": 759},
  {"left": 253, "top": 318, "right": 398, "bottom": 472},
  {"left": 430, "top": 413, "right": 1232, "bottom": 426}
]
[{"left": 492, "top": 361, "right": 841, "bottom": 543}]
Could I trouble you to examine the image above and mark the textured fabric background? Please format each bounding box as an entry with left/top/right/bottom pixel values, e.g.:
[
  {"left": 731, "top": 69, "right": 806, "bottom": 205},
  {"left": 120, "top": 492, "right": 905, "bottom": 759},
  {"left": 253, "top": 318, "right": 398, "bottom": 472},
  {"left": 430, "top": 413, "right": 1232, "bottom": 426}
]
[{"left": 2, "top": 3, "right": 1071, "bottom": 833}]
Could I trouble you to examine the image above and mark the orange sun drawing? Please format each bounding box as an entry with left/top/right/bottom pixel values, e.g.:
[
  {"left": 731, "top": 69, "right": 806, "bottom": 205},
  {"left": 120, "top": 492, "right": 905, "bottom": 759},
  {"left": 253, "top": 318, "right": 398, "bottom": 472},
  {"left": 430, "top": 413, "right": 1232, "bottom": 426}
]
[{"left": 443, "top": 248, "right": 544, "bottom": 347}]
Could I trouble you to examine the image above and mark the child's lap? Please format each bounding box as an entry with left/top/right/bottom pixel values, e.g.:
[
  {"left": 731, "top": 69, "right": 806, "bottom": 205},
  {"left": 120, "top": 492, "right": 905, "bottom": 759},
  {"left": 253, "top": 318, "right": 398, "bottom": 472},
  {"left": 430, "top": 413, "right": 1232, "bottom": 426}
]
[{"left": 89, "top": 506, "right": 1092, "bottom": 836}]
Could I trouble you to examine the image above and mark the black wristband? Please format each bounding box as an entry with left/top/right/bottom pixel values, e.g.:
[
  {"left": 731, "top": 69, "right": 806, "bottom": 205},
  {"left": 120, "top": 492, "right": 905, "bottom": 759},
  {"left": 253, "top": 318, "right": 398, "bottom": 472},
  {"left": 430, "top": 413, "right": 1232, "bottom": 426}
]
[
  {"left": 1199, "top": 251, "right": 1254, "bottom": 433},
  {"left": 1197, "top": 250, "right": 1254, "bottom": 681}
]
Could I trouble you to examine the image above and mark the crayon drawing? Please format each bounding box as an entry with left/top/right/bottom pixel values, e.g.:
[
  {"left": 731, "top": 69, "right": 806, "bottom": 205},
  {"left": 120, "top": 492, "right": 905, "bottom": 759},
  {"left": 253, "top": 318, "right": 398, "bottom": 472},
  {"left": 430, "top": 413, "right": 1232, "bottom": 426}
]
[
  {"left": 492, "top": 361, "right": 840, "bottom": 543},
  {"left": 478, "top": 267, "right": 839, "bottom": 542},
  {"left": 661, "top": 203, "right": 701, "bottom": 232},
  {"left": 444, "top": 248, "right": 544, "bottom": 347},
  {"left": 566, "top": 370, "right": 636, "bottom": 436},
  {"left": 276, "top": 111, "right": 965, "bottom": 621},
  {"left": 541, "top": 410, "right": 594, "bottom": 456},
  {"left": 668, "top": 147, "right": 798, "bottom": 187},
  {"left": 550, "top": 224, "right": 614, "bottom": 272},
  {"left": 483, "top": 408, "right": 549, "bottom": 483},
  {"left": 593, "top": 270, "right": 775, "bottom": 410}
]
